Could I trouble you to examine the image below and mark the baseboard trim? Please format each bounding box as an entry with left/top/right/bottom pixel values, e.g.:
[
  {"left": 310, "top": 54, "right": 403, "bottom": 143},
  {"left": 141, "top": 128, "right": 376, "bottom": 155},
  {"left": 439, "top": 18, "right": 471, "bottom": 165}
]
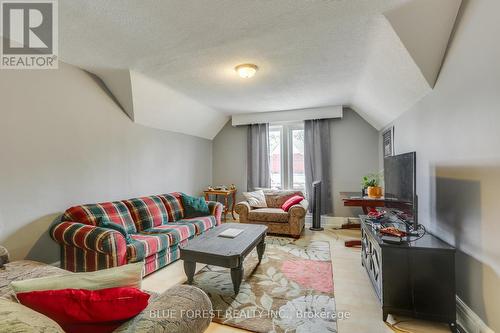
[
  {"left": 456, "top": 296, "right": 494, "bottom": 333},
  {"left": 304, "top": 216, "right": 348, "bottom": 228}
]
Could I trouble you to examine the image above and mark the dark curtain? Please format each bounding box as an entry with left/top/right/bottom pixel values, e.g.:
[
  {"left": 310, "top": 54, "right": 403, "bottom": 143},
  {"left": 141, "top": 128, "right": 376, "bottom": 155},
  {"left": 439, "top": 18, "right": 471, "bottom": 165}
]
[
  {"left": 304, "top": 119, "right": 333, "bottom": 214},
  {"left": 247, "top": 123, "right": 270, "bottom": 191}
]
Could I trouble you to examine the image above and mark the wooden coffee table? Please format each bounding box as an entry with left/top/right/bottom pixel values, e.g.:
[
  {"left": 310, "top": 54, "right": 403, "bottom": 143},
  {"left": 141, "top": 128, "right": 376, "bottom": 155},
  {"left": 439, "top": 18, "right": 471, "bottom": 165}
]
[{"left": 180, "top": 223, "right": 267, "bottom": 294}]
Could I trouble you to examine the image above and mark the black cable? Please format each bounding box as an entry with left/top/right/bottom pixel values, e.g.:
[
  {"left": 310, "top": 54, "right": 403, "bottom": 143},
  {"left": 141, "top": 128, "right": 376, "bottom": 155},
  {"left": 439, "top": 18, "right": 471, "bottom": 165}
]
[{"left": 406, "top": 224, "right": 426, "bottom": 242}]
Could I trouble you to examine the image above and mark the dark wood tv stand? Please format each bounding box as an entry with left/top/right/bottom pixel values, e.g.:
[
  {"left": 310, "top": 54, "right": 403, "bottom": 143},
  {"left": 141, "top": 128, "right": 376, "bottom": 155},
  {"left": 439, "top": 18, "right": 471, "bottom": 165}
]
[{"left": 360, "top": 216, "right": 457, "bottom": 332}]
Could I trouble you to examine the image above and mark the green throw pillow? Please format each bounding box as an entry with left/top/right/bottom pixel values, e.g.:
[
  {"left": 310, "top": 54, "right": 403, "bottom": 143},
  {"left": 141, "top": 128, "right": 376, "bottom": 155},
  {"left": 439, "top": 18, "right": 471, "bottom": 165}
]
[
  {"left": 98, "top": 217, "right": 134, "bottom": 244},
  {"left": 182, "top": 194, "right": 210, "bottom": 218}
]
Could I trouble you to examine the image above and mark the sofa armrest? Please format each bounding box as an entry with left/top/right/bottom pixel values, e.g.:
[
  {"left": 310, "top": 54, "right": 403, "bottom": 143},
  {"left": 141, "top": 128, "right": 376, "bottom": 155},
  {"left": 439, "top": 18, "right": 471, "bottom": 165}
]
[
  {"left": 235, "top": 201, "right": 252, "bottom": 222},
  {"left": 207, "top": 201, "right": 224, "bottom": 225},
  {"left": 114, "top": 285, "right": 212, "bottom": 333},
  {"left": 50, "top": 222, "right": 127, "bottom": 256},
  {"left": 289, "top": 199, "right": 309, "bottom": 218}
]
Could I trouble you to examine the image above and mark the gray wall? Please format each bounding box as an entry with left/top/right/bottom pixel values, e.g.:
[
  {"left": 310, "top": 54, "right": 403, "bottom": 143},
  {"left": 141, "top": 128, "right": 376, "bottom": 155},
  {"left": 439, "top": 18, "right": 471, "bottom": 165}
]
[
  {"left": 212, "top": 108, "right": 380, "bottom": 216},
  {"left": 331, "top": 109, "right": 380, "bottom": 216},
  {"left": 0, "top": 62, "right": 212, "bottom": 262},
  {"left": 383, "top": 0, "right": 500, "bottom": 330},
  {"left": 212, "top": 121, "right": 248, "bottom": 202}
]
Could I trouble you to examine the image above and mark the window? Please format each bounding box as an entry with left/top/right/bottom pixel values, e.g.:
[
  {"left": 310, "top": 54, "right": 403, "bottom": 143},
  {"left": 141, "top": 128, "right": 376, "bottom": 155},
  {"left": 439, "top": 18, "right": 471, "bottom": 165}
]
[
  {"left": 269, "top": 123, "right": 305, "bottom": 190},
  {"left": 269, "top": 126, "right": 282, "bottom": 188}
]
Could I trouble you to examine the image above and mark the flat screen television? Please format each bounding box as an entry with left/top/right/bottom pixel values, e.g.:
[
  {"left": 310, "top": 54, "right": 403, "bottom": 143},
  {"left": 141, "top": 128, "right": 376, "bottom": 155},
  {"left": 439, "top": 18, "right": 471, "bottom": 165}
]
[{"left": 384, "top": 152, "right": 418, "bottom": 229}]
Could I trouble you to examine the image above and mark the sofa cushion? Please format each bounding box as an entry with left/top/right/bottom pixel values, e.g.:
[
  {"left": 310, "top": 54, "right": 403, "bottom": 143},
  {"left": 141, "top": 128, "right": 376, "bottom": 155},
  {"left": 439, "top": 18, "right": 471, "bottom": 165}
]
[
  {"left": 264, "top": 190, "right": 304, "bottom": 208},
  {"left": 127, "top": 234, "right": 171, "bottom": 262},
  {"left": 62, "top": 201, "right": 137, "bottom": 234},
  {"left": 242, "top": 190, "right": 267, "bottom": 208},
  {"left": 0, "top": 298, "right": 64, "bottom": 333},
  {"left": 141, "top": 223, "right": 197, "bottom": 245},
  {"left": 248, "top": 208, "right": 289, "bottom": 223},
  {"left": 178, "top": 215, "right": 217, "bottom": 234},
  {"left": 10, "top": 262, "right": 144, "bottom": 294},
  {"left": 0, "top": 261, "right": 68, "bottom": 301},
  {"left": 123, "top": 196, "right": 169, "bottom": 231},
  {"left": 158, "top": 193, "right": 185, "bottom": 221},
  {"left": 142, "top": 246, "right": 181, "bottom": 276},
  {"left": 16, "top": 287, "right": 150, "bottom": 333},
  {"left": 281, "top": 195, "right": 305, "bottom": 212}
]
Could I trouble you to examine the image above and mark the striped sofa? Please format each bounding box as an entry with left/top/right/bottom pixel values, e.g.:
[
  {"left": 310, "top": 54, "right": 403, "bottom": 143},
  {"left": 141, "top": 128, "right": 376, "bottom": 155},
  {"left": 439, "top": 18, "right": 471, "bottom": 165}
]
[{"left": 50, "top": 193, "right": 223, "bottom": 276}]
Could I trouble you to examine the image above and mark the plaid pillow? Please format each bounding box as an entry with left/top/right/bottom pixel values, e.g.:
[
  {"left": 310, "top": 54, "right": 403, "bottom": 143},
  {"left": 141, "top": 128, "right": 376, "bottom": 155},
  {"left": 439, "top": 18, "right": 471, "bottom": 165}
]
[
  {"left": 62, "top": 201, "right": 137, "bottom": 234},
  {"left": 158, "top": 193, "right": 184, "bottom": 222},
  {"left": 123, "top": 196, "right": 169, "bottom": 231}
]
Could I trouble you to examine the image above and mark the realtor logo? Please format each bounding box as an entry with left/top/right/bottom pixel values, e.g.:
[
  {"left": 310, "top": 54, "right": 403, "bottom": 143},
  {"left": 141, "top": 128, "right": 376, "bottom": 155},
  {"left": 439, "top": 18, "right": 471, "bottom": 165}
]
[{"left": 1, "top": 0, "right": 58, "bottom": 69}]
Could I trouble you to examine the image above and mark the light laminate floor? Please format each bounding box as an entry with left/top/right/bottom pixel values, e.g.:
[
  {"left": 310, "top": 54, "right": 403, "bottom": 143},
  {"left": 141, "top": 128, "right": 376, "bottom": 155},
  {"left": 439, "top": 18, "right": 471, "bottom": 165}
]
[{"left": 142, "top": 223, "right": 451, "bottom": 333}]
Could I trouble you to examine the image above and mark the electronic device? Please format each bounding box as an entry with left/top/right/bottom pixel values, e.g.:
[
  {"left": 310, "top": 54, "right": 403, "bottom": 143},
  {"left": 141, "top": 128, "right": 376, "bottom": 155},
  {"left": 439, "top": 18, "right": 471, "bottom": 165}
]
[
  {"left": 384, "top": 152, "right": 418, "bottom": 230},
  {"left": 373, "top": 211, "right": 427, "bottom": 244},
  {"left": 310, "top": 181, "right": 323, "bottom": 231}
]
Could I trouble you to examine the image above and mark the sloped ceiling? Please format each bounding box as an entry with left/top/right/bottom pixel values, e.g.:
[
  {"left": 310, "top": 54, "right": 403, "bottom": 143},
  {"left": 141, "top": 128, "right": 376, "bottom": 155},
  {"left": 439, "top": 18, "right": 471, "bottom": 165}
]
[
  {"left": 96, "top": 69, "right": 228, "bottom": 139},
  {"left": 54, "top": 0, "right": 461, "bottom": 137},
  {"left": 385, "top": 0, "right": 463, "bottom": 88}
]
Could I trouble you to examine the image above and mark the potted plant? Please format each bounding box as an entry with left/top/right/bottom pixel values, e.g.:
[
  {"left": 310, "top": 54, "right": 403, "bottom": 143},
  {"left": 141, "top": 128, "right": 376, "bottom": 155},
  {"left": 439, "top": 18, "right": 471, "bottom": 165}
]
[{"left": 362, "top": 173, "right": 383, "bottom": 198}]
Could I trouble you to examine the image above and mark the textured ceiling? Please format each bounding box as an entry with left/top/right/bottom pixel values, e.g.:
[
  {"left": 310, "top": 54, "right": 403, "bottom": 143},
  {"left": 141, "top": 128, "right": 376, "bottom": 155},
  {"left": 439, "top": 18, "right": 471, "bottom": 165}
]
[{"left": 57, "top": 0, "right": 460, "bottom": 133}]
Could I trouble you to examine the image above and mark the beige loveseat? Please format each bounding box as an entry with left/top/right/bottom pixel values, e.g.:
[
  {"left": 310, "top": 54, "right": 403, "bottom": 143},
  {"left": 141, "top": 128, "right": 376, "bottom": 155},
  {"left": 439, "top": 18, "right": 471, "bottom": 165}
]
[{"left": 235, "top": 190, "right": 308, "bottom": 238}]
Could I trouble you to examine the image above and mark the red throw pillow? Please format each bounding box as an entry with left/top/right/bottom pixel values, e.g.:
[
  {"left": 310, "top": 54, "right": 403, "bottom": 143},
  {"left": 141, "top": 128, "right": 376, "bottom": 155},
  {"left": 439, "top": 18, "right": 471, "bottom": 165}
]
[
  {"left": 281, "top": 195, "right": 304, "bottom": 212},
  {"left": 16, "top": 287, "right": 150, "bottom": 333}
]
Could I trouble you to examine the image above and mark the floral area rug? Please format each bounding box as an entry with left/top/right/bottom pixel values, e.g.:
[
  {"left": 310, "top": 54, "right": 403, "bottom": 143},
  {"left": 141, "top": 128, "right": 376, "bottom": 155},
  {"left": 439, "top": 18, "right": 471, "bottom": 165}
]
[{"left": 190, "top": 237, "right": 337, "bottom": 333}]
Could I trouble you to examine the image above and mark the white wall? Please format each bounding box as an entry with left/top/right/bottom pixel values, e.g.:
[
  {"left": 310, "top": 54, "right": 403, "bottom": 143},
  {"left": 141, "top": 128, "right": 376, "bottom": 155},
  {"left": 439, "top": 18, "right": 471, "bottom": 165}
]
[
  {"left": 212, "top": 108, "right": 380, "bottom": 216},
  {"left": 0, "top": 62, "right": 212, "bottom": 263},
  {"left": 130, "top": 71, "right": 228, "bottom": 140},
  {"left": 384, "top": 0, "right": 462, "bottom": 87},
  {"left": 92, "top": 70, "right": 229, "bottom": 140},
  {"left": 384, "top": 0, "right": 500, "bottom": 330}
]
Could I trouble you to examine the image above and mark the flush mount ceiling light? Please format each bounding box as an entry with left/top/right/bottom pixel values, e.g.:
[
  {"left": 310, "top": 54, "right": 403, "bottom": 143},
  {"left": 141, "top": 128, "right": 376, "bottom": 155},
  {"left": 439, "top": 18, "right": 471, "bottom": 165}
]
[{"left": 235, "top": 63, "right": 258, "bottom": 78}]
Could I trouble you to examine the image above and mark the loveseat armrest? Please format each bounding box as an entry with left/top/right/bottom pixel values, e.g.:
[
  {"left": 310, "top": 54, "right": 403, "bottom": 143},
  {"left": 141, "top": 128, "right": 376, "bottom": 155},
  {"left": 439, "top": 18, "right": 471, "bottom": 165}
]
[
  {"left": 289, "top": 199, "right": 309, "bottom": 219},
  {"left": 288, "top": 199, "right": 309, "bottom": 237},
  {"left": 235, "top": 201, "right": 252, "bottom": 222},
  {"left": 207, "top": 201, "right": 224, "bottom": 225},
  {"left": 50, "top": 222, "right": 127, "bottom": 257},
  {"left": 114, "top": 285, "right": 212, "bottom": 333}
]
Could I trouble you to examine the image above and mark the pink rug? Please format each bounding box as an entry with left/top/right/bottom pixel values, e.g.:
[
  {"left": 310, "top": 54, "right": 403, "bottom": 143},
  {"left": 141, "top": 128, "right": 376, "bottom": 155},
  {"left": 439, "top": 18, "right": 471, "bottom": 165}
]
[{"left": 190, "top": 237, "right": 337, "bottom": 333}]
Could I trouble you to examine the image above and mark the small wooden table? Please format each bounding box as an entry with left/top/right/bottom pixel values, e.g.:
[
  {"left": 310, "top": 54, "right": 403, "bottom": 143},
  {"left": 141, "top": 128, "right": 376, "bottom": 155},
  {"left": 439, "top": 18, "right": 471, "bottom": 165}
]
[
  {"left": 343, "top": 196, "right": 385, "bottom": 214},
  {"left": 203, "top": 189, "right": 237, "bottom": 221},
  {"left": 341, "top": 192, "right": 386, "bottom": 247},
  {"left": 180, "top": 223, "right": 267, "bottom": 294}
]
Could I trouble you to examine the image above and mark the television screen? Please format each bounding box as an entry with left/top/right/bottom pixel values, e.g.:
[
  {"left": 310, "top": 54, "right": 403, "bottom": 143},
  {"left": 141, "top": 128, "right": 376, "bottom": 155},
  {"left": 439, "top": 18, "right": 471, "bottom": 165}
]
[{"left": 384, "top": 152, "right": 417, "bottom": 227}]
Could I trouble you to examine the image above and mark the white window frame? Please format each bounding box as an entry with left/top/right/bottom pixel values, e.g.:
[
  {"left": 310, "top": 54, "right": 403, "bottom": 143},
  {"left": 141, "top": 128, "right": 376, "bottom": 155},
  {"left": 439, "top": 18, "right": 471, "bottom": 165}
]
[{"left": 269, "top": 122, "right": 304, "bottom": 190}]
